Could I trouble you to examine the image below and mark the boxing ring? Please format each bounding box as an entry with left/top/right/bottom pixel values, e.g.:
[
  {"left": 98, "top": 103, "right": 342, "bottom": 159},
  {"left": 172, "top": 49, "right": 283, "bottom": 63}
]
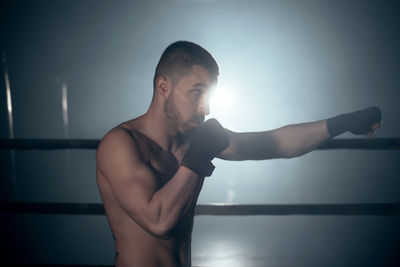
[{"left": 1, "top": 137, "right": 400, "bottom": 266}]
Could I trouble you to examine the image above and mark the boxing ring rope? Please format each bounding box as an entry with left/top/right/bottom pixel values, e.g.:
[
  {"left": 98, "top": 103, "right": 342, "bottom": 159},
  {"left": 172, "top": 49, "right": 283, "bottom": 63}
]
[
  {"left": 1, "top": 137, "right": 400, "bottom": 216},
  {"left": 1, "top": 137, "right": 399, "bottom": 150},
  {"left": 1, "top": 202, "right": 400, "bottom": 216}
]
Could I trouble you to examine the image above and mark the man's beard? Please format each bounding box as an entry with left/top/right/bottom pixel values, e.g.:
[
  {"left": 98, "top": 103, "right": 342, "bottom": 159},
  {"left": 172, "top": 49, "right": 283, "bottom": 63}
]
[{"left": 164, "top": 93, "right": 195, "bottom": 135}]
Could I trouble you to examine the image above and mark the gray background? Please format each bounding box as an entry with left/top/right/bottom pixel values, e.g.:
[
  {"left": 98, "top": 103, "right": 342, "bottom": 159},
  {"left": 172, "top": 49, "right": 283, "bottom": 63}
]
[{"left": 1, "top": 0, "right": 399, "bottom": 266}]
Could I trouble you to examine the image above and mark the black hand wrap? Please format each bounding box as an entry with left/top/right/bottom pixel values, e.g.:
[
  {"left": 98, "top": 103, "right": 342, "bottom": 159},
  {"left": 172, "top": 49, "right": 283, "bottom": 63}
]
[
  {"left": 181, "top": 118, "right": 230, "bottom": 177},
  {"left": 326, "top": 106, "right": 382, "bottom": 137}
]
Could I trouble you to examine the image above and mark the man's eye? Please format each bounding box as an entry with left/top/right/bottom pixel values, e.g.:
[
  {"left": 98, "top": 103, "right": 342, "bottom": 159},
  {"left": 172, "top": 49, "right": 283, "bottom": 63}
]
[{"left": 193, "top": 90, "right": 201, "bottom": 96}]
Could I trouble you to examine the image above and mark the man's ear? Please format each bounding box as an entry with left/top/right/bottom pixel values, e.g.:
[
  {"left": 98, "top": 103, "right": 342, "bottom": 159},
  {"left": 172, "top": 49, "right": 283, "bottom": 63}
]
[{"left": 155, "top": 76, "right": 171, "bottom": 98}]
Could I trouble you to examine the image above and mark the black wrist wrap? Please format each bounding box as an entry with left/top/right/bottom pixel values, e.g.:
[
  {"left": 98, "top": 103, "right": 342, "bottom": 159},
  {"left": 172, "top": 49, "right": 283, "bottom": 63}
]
[
  {"left": 326, "top": 107, "right": 381, "bottom": 137},
  {"left": 181, "top": 157, "right": 215, "bottom": 177},
  {"left": 326, "top": 114, "right": 351, "bottom": 137}
]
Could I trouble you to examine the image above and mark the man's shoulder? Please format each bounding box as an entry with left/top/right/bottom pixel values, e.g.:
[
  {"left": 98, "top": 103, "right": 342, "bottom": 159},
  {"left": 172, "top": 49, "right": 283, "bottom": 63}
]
[
  {"left": 99, "top": 117, "right": 141, "bottom": 145},
  {"left": 95, "top": 119, "right": 154, "bottom": 184},
  {"left": 97, "top": 119, "right": 138, "bottom": 154},
  {"left": 97, "top": 118, "right": 152, "bottom": 163}
]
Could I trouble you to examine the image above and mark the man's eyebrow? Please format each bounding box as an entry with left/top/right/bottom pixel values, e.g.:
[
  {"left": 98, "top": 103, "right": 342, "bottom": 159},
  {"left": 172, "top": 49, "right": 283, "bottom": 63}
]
[{"left": 192, "top": 82, "right": 208, "bottom": 88}]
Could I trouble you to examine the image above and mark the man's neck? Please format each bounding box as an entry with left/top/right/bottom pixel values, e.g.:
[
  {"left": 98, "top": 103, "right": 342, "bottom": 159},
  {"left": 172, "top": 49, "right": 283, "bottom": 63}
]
[{"left": 139, "top": 108, "right": 184, "bottom": 153}]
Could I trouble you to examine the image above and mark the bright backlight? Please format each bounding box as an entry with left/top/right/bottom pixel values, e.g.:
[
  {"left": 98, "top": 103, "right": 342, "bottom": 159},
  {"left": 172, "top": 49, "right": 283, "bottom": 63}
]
[{"left": 210, "top": 84, "right": 235, "bottom": 118}]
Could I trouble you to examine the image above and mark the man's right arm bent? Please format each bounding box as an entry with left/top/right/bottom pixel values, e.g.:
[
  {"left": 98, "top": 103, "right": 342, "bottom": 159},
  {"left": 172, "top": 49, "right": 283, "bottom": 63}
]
[{"left": 96, "top": 128, "right": 204, "bottom": 239}]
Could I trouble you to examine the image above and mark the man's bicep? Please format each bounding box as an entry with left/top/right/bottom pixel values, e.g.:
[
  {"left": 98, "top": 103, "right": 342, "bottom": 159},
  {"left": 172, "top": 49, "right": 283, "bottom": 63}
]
[{"left": 96, "top": 129, "right": 158, "bottom": 220}]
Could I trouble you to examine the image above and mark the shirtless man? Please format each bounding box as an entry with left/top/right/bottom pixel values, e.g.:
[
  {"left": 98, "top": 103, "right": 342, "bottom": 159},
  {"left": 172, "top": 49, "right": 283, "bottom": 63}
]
[{"left": 96, "top": 41, "right": 382, "bottom": 267}]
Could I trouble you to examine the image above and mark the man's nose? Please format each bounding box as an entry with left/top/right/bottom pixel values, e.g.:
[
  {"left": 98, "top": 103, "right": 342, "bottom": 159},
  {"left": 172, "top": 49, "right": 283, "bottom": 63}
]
[{"left": 198, "top": 98, "right": 210, "bottom": 116}]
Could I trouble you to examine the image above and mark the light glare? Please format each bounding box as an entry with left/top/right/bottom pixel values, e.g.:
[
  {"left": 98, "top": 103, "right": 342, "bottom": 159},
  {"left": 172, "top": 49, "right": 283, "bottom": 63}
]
[{"left": 210, "top": 83, "right": 235, "bottom": 118}]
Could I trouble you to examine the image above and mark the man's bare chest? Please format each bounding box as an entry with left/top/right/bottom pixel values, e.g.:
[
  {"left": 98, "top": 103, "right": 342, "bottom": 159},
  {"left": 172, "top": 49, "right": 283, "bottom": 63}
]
[
  {"left": 127, "top": 128, "right": 187, "bottom": 185},
  {"left": 147, "top": 149, "right": 180, "bottom": 186}
]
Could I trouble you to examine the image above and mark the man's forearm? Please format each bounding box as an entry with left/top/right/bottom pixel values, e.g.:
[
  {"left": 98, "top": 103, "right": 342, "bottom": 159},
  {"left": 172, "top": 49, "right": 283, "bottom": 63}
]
[
  {"left": 222, "top": 120, "right": 330, "bottom": 160},
  {"left": 269, "top": 120, "right": 330, "bottom": 158},
  {"left": 148, "top": 167, "right": 204, "bottom": 238},
  {"left": 142, "top": 119, "right": 229, "bottom": 238}
]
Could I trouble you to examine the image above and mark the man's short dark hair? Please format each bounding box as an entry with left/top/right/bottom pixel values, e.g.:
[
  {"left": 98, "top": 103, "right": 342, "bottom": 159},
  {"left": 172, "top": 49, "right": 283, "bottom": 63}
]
[{"left": 153, "top": 41, "right": 219, "bottom": 89}]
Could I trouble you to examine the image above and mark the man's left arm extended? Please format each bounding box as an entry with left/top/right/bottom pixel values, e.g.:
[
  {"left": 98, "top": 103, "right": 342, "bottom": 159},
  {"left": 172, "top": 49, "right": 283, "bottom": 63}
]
[{"left": 218, "top": 107, "right": 382, "bottom": 161}]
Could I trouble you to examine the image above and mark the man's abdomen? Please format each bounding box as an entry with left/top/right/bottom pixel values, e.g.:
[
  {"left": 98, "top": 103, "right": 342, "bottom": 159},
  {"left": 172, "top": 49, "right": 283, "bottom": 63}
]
[{"left": 114, "top": 233, "right": 188, "bottom": 267}]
